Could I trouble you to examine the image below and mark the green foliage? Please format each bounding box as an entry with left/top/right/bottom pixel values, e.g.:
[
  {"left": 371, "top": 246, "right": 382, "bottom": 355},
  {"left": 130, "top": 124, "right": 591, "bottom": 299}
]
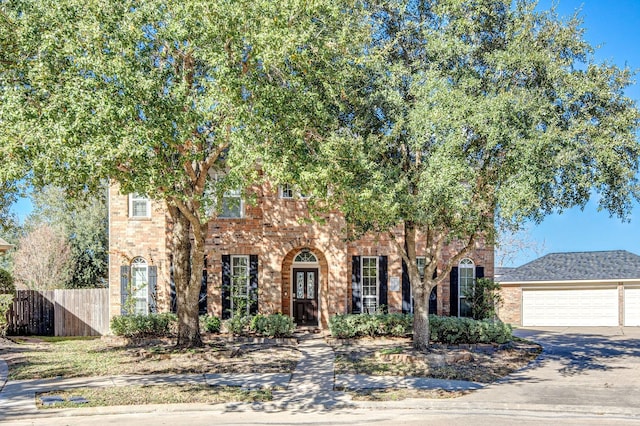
[
  {"left": 329, "top": 314, "right": 511, "bottom": 344},
  {"left": 200, "top": 314, "right": 221, "bottom": 334},
  {"left": 463, "top": 278, "right": 504, "bottom": 320},
  {"left": 315, "top": 0, "right": 640, "bottom": 349},
  {"left": 428, "top": 315, "right": 512, "bottom": 345},
  {"left": 249, "top": 313, "right": 296, "bottom": 338},
  {"left": 0, "top": 293, "right": 14, "bottom": 336},
  {"left": 328, "top": 313, "right": 414, "bottom": 339},
  {"left": 224, "top": 315, "right": 253, "bottom": 336},
  {"left": 110, "top": 313, "right": 177, "bottom": 338},
  {"left": 0, "top": 0, "right": 367, "bottom": 346},
  {"left": 0, "top": 268, "right": 15, "bottom": 294}
]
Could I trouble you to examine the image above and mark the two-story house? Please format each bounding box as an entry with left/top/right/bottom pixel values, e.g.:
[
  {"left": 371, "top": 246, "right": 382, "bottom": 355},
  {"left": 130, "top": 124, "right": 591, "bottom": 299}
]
[{"left": 108, "top": 181, "right": 494, "bottom": 329}]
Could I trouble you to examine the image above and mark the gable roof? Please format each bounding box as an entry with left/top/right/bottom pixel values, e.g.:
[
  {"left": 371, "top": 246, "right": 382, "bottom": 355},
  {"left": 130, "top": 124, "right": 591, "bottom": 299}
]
[
  {"left": 497, "top": 250, "right": 640, "bottom": 283},
  {"left": 0, "top": 237, "right": 13, "bottom": 253}
]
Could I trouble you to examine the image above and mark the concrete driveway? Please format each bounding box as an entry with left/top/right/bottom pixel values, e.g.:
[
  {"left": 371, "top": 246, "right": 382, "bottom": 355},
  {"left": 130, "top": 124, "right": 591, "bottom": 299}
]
[{"left": 461, "top": 326, "right": 640, "bottom": 414}]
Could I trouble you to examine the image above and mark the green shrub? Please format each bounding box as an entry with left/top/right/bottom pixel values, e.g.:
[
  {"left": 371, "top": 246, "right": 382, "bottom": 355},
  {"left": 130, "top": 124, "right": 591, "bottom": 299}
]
[
  {"left": 463, "top": 278, "right": 503, "bottom": 320},
  {"left": 224, "top": 315, "right": 252, "bottom": 335},
  {"left": 0, "top": 269, "right": 15, "bottom": 295},
  {"left": 0, "top": 293, "right": 14, "bottom": 336},
  {"left": 328, "top": 313, "right": 413, "bottom": 338},
  {"left": 250, "top": 313, "right": 296, "bottom": 337},
  {"left": 110, "top": 313, "right": 177, "bottom": 338},
  {"left": 329, "top": 313, "right": 511, "bottom": 344},
  {"left": 428, "top": 315, "right": 512, "bottom": 344},
  {"left": 200, "top": 314, "right": 221, "bottom": 333}
]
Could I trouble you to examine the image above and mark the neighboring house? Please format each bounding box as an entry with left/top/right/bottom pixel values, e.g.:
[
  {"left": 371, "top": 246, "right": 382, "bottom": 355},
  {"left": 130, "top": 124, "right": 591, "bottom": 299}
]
[
  {"left": 108, "top": 182, "right": 494, "bottom": 329},
  {"left": 497, "top": 250, "right": 640, "bottom": 327},
  {"left": 0, "top": 237, "right": 13, "bottom": 254}
]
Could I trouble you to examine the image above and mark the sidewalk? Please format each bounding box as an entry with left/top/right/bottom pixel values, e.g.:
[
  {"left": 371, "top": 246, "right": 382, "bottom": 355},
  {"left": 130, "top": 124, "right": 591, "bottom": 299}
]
[{"left": 0, "top": 333, "right": 484, "bottom": 420}]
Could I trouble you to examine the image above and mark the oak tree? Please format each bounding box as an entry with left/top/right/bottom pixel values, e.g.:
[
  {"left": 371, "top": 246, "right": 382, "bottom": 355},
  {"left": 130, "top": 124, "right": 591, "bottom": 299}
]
[
  {"left": 0, "top": 0, "right": 366, "bottom": 346},
  {"left": 322, "top": 0, "right": 640, "bottom": 349}
]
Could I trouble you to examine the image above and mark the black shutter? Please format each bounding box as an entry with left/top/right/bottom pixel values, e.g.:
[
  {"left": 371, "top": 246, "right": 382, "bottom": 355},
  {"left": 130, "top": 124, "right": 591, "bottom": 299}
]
[
  {"left": 351, "top": 256, "right": 361, "bottom": 314},
  {"left": 148, "top": 266, "right": 157, "bottom": 313},
  {"left": 221, "top": 255, "right": 231, "bottom": 319},
  {"left": 378, "top": 256, "right": 388, "bottom": 313},
  {"left": 429, "top": 287, "right": 437, "bottom": 315},
  {"left": 249, "top": 255, "right": 259, "bottom": 315},
  {"left": 450, "top": 267, "right": 459, "bottom": 317},
  {"left": 120, "top": 265, "right": 130, "bottom": 315},
  {"left": 169, "top": 260, "right": 176, "bottom": 313},
  {"left": 401, "top": 260, "right": 411, "bottom": 314},
  {"left": 199, "top": 256, "right": 208, "bottom": 315},
  {"left": 476, "top": 266, "right": 484, "bottom": 280}
]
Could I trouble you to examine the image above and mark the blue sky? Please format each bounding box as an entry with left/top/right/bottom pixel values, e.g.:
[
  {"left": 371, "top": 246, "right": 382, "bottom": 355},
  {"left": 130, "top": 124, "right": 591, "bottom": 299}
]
[
  {"left": 499, "top": 0, "right": 640, "bottom": 267},
  {"left": 9, "top": 1, "right": 640, "bottom": 267}
]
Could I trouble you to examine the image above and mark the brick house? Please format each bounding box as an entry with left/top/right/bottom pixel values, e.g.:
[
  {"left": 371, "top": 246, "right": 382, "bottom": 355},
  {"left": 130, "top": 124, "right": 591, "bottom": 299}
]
[{"left": 108, "top": 182, "right": 494, "bottom": 329}]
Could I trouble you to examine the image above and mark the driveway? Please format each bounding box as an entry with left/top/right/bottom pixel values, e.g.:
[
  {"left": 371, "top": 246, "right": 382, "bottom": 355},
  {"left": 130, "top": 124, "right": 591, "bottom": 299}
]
[{"left": 461, "top": 326, "right": 640, "bottom": 413}]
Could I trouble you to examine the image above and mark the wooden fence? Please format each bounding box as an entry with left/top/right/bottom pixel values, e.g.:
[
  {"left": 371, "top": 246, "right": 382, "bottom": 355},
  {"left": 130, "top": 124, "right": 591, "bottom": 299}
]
[{"left": 7, "top": 288, "right": 109, "bottom": 336}]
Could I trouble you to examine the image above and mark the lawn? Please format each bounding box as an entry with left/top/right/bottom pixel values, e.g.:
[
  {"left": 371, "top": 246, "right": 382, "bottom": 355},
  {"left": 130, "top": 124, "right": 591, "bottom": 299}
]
[
  {"left": 0, "top": 334, "right": 541, "bottom": 406},
  {"left": 0, "top": 336, "right": 301, "bottom": 380}
]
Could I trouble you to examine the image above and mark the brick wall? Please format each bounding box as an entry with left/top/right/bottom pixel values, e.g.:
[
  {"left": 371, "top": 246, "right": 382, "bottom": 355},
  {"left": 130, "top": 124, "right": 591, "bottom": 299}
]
[
  {"left": 108, "top": 181, "right": 494, "bottom": 328},
  {"left": 498, "top": 285, "right": 522, "bottom": 325}
]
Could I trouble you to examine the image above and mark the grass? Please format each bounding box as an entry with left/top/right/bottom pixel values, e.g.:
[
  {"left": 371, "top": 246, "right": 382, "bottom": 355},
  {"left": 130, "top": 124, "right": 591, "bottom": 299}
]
[
  {"left": 332, "top": 337, "right": 542, "bottom": 383},
  {"left": 36, "top": 385, "right": 272, "bottom": 409},
  {"left": 1, "top": 336, "right": 301, "bottom": 380}
]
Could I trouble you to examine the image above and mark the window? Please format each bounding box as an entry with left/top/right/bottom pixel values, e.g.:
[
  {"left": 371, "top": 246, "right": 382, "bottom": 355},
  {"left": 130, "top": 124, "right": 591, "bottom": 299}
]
[
  {"left": 231, "top": 255, "right": 250, "bottom": 316},
  {"left": 361, "top": 257, "right": 378, "bottom": 313},
  {"left": 131, "top": 257, "right": 149, "bottom": 314},
  {"left": 294, "top": 251, "right": 317, "bottom": 263},
  {"left": 279, "top": 183, "right": 308, "bottom": 199},
  {"left": 280, "top": 184, "right": 294, "bottom": 199},
  {"left": 416, "top": 257, "right": 426, "bottom": 279},
  {"left": 219, "top": 188, "right": 243, "bottom": 218},
  {"left": 458, "top": 258, "right": 475, "bottom": 317},
  {"left": 129, "top": 194, "right": 150, "bottom": 218}
]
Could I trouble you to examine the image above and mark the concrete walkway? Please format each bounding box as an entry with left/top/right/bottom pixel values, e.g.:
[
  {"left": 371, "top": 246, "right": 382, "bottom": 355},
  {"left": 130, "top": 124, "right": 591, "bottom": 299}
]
[{"left": 0, "top": 333, "right": 483, "bottom": 420}]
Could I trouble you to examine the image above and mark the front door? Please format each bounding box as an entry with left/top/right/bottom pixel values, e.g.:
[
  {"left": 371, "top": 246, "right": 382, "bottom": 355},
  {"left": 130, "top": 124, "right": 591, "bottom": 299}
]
[{"left": 293, "top": 268, "right": 318, "bottom": 326}]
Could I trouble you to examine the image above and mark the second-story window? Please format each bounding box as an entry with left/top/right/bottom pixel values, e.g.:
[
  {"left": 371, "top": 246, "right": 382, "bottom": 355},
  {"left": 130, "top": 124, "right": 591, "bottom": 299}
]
[
  {"left": 219, "top": 189, "right": 243, "bottom": 218},
  {"left": 129, "top": 194, "right": 150, "bottom": 218},
  {"left": 280, "top": 184, "right": 294, "bottom": 199}
]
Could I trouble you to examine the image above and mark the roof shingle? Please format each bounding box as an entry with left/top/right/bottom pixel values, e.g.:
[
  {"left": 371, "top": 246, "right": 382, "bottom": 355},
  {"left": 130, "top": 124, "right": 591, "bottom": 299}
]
[{"left": 497, "top": 250, "right": 640, "bottom": 283}]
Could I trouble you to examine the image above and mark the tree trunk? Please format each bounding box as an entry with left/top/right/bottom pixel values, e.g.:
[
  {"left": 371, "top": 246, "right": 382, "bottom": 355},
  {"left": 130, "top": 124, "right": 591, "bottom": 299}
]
[
  {"left": 405, "top": 221, "right": 433, "bottom": 350},
  {"left": 413, "top": 286, "right": 430, "bottom": 351},
  {"left": 169, "top": 205, "right": 203, "bottom": 348}
]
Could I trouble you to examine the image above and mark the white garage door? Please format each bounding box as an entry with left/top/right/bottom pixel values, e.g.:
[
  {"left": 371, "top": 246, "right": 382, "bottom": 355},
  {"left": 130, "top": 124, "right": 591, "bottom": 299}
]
[
  {"left": 523, "top": 288, "right": 619, "bottom": 326},
  {"left": 624, "top": 287, "right": 640, "bottom": 326}
]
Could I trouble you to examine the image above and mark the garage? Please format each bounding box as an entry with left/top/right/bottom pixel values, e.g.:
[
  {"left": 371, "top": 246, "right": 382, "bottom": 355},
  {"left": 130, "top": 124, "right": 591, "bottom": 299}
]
[
  {"left": 522, "top": 287, "right": 619, "bottom": 327},
  {"left": 497, "top": 251, "right": 640, "bottom": 327},
  {"left": 624, "top": 287, "right": 640, "bottom": 326}
]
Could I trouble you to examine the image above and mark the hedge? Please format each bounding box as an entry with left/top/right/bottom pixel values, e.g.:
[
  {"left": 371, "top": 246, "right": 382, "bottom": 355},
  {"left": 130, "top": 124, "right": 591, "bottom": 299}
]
[
  {"left": 110, "top": 313, "right": 177, "bottom": 338},
  {"left": 329, "top": 313, "right": 512, "bottom": 344},
  {"left": 329, "top": 313, "right": 413, "bottom": 338}
]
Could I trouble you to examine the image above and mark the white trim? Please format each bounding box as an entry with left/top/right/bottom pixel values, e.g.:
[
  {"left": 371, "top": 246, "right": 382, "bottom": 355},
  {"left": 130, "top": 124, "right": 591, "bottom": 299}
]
[
  {"left": 290, "top": 252, "right": 321, "bottom": 324},
  {"left": 230, "top": 255, "right": 250, "bottom": 316},
  {"left": 361, "top": 256, "right": 379, "bottom": 313},
  {"left": 129, "top": 194, "right": 151, "bottom": 218},
  {"left": 131, "top": 257, "right": 149, "bottom": 315},
  {"left": 219, "top": 189, "right": 244, "bottom": 219},
  {"left": 500, "top": 278, "right": 640, "bottom": 285},
  {"left": 458, "top": 258, "right": 475, "bottom": 317}
]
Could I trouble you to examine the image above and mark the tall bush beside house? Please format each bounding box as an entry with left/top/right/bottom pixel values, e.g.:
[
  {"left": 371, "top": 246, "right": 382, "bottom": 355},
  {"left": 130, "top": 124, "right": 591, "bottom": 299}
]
[
  {"left": 463, "top": 278, "right": 504, "bottom": 320},
  {"left": 0, "top": 269, "right": 15, "bottom": 336}
]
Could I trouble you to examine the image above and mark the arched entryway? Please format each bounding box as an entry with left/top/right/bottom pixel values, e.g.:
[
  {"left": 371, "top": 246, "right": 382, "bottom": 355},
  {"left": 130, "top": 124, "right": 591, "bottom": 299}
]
[{"left": 281, "top": 248, "right": 328, "bottom": 327}]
